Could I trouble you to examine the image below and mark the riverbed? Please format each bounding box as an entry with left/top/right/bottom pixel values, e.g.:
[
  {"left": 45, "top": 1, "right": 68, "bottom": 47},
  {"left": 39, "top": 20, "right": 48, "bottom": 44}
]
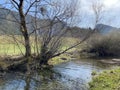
[{"left": 0, "top": 59, "right": 117, "bottom": 90}]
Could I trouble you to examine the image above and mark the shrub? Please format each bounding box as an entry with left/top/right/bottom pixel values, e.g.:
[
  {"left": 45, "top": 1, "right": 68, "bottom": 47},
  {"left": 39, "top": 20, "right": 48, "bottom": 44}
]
[{"left": 81, "top": 31, "right": 120, "bottom": 57}]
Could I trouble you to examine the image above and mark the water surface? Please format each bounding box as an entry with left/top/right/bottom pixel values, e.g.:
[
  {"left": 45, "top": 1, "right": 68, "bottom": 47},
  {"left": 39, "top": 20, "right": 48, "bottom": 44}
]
[{"left": 0, "top": 59, "right": 115, "bottom": 90}]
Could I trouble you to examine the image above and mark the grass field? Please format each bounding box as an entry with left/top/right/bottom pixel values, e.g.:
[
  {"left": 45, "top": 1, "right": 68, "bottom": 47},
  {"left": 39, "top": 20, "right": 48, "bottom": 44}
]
[
  {"left": 0, "top": 35, "right": 41, "bottom": 56},
  {"left": 0, "top": 43, "right": 25, "bottom": 55},
  {"left": 0, "top": 35, "right": 79, "bottom": 56},
  {"left": 0, "top": 35, "right": 24, "bottom": 55}
]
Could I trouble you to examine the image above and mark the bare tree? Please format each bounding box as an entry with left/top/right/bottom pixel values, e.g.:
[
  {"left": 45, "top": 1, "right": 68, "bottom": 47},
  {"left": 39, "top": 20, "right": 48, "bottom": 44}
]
[
  {"left": 0, "top": 0, "right": 102, "bottom": 68},
  {"left": 27, "top": 0, "right": 82, "bottom": 65},
  {"left": 31, "top": 0, "right": 98, "bottom": 66},
  {"left": 92, "top": 0, "right": 105, "bottom": 28},
  {"left": 0, "top": 0, "right": 46, "bottom": 57}
]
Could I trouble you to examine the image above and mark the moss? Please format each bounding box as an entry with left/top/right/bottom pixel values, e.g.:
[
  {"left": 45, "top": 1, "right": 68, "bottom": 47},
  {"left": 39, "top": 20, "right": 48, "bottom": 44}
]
[{"left": 89, "top": 68, "right": 120, "bottom": 90}]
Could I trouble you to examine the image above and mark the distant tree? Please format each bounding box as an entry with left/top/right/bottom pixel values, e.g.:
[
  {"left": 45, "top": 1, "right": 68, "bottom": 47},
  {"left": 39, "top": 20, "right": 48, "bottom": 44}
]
[{"left": 92, "top": 0, "right": 105, "bottom": 28}]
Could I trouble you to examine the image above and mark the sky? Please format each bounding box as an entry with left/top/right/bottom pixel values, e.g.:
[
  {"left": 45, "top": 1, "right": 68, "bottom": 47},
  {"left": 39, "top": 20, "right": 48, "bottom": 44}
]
[
  {"left": 0, "top": 0, "right": 120, "bottom": 28},
  {"left": 79, "top": 0, "right": 120, "bottom": 28}
]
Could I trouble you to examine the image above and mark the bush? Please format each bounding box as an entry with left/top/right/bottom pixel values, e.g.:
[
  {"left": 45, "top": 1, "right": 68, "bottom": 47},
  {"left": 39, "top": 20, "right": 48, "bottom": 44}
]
[{"left": 81, "top": 31, "right": 120, "bottom": 57}]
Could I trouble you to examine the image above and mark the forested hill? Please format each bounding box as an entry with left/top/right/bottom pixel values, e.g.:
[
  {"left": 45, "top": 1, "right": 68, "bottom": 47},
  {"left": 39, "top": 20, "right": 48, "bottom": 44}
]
[
  {"left": 0, "top": 8, "right": 20, "bottom": 34},
  {"left": 0, "top": 8, "right": 36, "bottom": 35},
  {"left": 0, "top": 8, "right": 119, "bottom": 37},
  {"left": 0, "top": 8, "right": 91, "bottom": 37}
]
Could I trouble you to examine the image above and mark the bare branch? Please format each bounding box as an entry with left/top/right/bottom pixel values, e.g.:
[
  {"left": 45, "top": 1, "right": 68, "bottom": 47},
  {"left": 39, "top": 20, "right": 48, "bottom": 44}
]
[
  {"left": 12, "top": 0, "right": 19, "bottom": 7},
  {"left": 52, "top": 29, "right": 95, "bottom": 58},
  {"left": 25, "top": 0, "right": 38, "bottom": 16}
]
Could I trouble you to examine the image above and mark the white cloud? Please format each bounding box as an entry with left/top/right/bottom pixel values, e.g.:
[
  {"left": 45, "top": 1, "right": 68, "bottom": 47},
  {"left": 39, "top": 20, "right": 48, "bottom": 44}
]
[
  {"left": 78, "top": 0, "right": 120, "bottom": 28},
  {"left": 103, "top": 0, "right": 120, "bottom": 8},
  {"left": 80, "top": 0, "right": 120, "bottom": 10}
]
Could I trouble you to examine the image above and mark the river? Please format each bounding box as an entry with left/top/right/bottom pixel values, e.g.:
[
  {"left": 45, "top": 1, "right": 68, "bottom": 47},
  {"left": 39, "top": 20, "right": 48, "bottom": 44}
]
[{"left": 0, "top": 59, "right": 116, "bottom": 90}]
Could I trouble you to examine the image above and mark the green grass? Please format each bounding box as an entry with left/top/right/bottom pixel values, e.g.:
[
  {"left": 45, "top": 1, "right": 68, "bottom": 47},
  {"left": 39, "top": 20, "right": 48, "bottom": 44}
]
[
  {"left": 0, "top": 43, "right": 41, "bottom": 56},
  {"left": 0, "top": 36, "right": 79, "bottom": 56},
  {"left": 0, "top": 43, "right": 25, "bottom": 55},
  {"left": 89, "top": 68, "right": 120, "bottom": 90},
  {"left": 0, "top": 35, "right": 41, "bottom": 55}
]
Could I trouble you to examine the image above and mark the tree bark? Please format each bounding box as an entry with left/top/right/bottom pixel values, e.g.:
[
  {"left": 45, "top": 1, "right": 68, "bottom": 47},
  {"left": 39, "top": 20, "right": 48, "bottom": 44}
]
[
  {"left": 24, "top": 33, "right": 31, "bottom": 57},
  {"left": 18, "top": 0, "right": 31, "bottom": 57}
]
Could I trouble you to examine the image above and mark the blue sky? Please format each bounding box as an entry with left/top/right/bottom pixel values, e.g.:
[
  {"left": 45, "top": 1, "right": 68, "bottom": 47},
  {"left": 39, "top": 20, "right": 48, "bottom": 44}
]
[{"left": 0, "top": 0, "right": 120, "bottom": 28}]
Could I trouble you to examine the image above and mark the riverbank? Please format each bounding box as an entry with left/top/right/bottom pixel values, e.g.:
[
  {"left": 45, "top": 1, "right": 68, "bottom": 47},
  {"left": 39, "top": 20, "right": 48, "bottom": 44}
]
[
  {"left": 89, "top": 68, "right": 120, "bottom": 90},
  {"left": 0, "top": 52, "right": 72, "bottom": 72},
  {"left": 0, "top": 59, "right": 114, "bottom": 90}
]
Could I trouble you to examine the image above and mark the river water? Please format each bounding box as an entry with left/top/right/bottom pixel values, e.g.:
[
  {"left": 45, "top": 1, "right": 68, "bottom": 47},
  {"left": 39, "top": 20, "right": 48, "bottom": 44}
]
[{"left": 0, "top": 59, "right": 115, "bottom": 90}]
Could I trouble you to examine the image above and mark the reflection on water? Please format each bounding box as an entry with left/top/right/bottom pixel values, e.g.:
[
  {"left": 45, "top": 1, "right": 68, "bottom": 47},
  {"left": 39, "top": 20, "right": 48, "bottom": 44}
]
[{"left": 0, "top": 59, "right": 115, "bottom": 90}]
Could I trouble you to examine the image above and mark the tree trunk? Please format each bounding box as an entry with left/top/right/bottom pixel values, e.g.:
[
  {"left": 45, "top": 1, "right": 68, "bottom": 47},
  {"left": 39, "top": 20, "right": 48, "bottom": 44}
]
[
  {"left": 39, "top": 45, "right": 50, "bottom": 65},
  {"left": 39, "top": 56, "right": 49, "bottom": 65},
  {"left": 18, "top": 1, "right": 31, "bottom": 57},
  {"left": 39, "top": 52, "right": 50, "bottom": 65},
  {"left": 24, "top": 33, "right": 31, "bottom": 57},
  {"left": 18, "top": 0, "right": 31, "bottom": 72}
]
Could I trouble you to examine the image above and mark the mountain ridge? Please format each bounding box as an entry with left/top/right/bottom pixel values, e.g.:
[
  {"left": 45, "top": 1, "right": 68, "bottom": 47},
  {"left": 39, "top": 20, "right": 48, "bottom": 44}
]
[
  {"left": 95, "top": 24, "right": 119, "bottom": 34},
  {"left": 0, "top": 8, "right": 119, "bottom": 37}
]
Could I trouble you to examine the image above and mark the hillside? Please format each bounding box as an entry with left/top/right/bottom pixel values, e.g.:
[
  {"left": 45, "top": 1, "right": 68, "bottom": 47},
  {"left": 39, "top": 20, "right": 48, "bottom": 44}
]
[
  {"left": 0, "top": 8, "right": 92, "bottom": 38},
  {"left": 1, "top": 8, "right": 119, "bottom": 37},
  {"left": 95, "top": 24, "right": 119, "bottom": 34}
]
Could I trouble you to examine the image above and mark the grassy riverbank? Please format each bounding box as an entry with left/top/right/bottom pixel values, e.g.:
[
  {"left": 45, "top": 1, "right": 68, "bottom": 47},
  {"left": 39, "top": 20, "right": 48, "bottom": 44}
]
[
  {"left": 89, "top": 68, "right": 120, "bottom": 90},
  {"left": 0, "top": 36, "right": 77, "bottom": 70}
]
